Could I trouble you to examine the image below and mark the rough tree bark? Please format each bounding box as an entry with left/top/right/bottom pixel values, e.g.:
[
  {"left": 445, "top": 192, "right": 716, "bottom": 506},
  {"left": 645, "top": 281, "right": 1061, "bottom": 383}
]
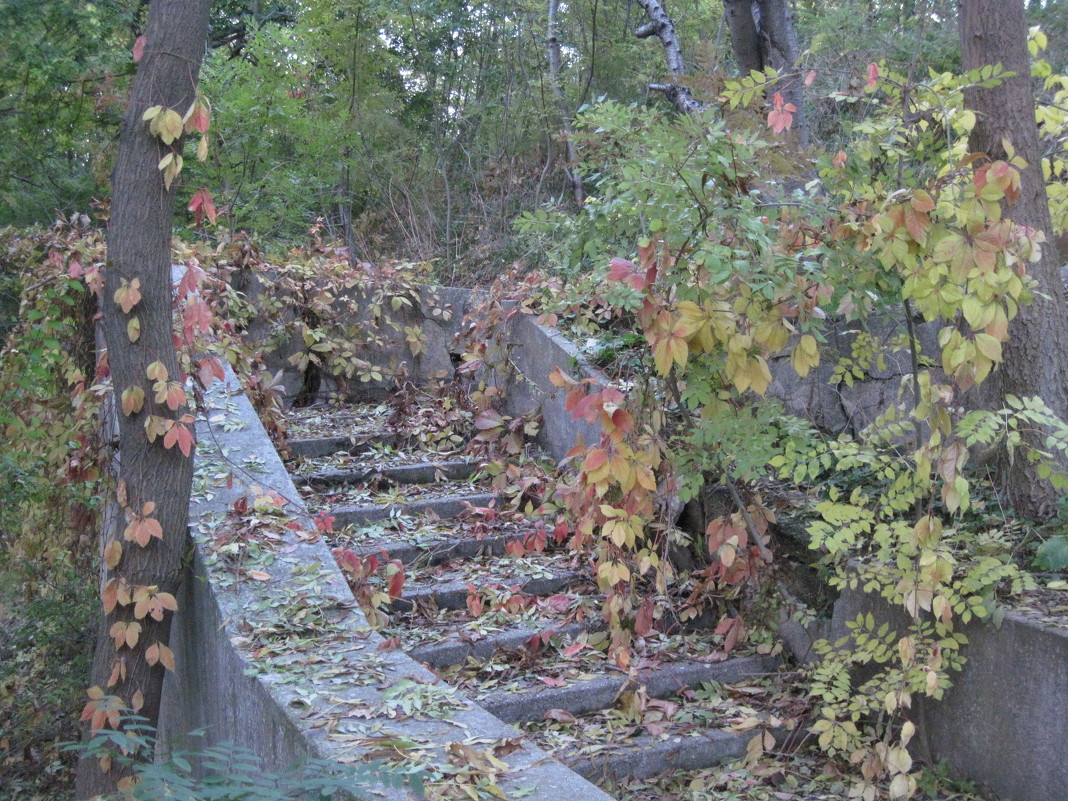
[
  {"left": 547, "top": 0, "right": 585, "bottom": 204},
  {"left": 722, "top": 0, "right": 808, "bottom": 146},
  {"left": 76, "top": 1, "right": 211, "bottom": 798},
  {"left": 958, "top": 0, "right": 1068, "bottom": 518}
]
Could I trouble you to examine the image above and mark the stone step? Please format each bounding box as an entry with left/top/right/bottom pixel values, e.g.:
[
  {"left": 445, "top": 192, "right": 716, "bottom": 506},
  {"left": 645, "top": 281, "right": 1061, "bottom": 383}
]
[
  {"left": 330, "top": 492, "right": 498, "bottom": 528},
  {"left": 392, "top": 568, "right": 584, "bottom": 613},
  {"left": 339, "top": 528, "right": 531, "bottom": 568},
  {"left": 294, "top": 458, "right": 478, "bottom": 488},
  {"left": 481, "top": 654, "right": 782, "bottom": 724},
  {"left": 566, "top": 725, "right": 769, "bottom": 783},
  {"left": 520, "top": 674, "right": 799, "bottom": 784},
  {"left": 286, "top": 431, "right": 399, "bottom": 459},
  {"left": 410, "top": 621, "right": 595, "bottom": 670}
]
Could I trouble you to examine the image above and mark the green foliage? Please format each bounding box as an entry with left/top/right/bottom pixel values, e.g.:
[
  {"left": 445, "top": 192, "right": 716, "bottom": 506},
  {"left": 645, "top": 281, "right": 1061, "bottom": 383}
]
[
  {"left": 0, "top": 554, "right": 95, "bottom": 800},
  {"left": 0, "top": 1, "right": 133, "bottom": 225},
  {"left": 0, "top": 219, "right": 106, "bottom": 569},
  {"left": 1034, "top": 534, "right": 1068, "bottom": 571},
  {"left": 73, "top": 716, "right": 422, "bottom": 801}
]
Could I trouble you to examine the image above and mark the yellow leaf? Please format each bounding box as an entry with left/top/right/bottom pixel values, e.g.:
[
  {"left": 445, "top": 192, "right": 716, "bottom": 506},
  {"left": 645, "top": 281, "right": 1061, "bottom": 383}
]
[
  {"left": 121, "top": 386, "right": 145, "bottom": 416},
  {"left": 127, "top": 316, "right": 141, "bottom": 342}
]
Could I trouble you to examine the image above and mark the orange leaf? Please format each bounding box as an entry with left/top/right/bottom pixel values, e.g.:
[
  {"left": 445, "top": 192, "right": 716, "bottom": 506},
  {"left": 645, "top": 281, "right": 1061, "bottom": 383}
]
[
  {"left": 104, "top": 541, "right": 122, "bottom": 569},
  {"left": 158, "top": 643, "right": 175, "bottom": 671},
  {"left": 102, "top": 578, "right": 119, "bottom": 614},
  {"left": 163, "top": 419, "right": 195, "bottom": 456}
]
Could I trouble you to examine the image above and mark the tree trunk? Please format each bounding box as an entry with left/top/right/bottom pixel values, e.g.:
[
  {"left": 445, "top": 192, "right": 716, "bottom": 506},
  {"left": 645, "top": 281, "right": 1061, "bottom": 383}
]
[
  {"left": 633, "top": 0, "right": 705, "bottom": 115},
  {"left": 723, "top": 0, "right": 763, "bottom": 74},
  {"left": 548, "top": 0, "right": 585, "bottom": 204},
  {"left": 76, "top": 1, "right": 211, "bottom": 797},
  {"left": 959, "top": 0, "right": 1068, "bottom": 518},
  {"left": 722, "top": 0, "right": 808, "bottom": 146}
]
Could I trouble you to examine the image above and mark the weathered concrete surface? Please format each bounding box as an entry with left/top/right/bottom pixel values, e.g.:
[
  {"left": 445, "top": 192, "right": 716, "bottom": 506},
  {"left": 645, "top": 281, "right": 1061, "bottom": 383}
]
[
  {"left": 330, "top": 492, "right": 497, "bottom": 528},
  {"left": 482, "top": 655, "right": 782, "bottom": 725},
  {"left": 501, "top": 313, "right": 606, "bottom": 463},
  {"left": 831, "top": 586, "right": 1068, "bottom": 801},
  {"left": 294, "top": 459, "right": 478, "bottom": 487},
  {"left": 767, "top": 316, "right": 942, "bottom": 436},
  {"left": 160, "top": 363, "right": 618, "bottom": 801},
  {"left": 238, "top": 270, "right": 457, "bottom": 405},
  {"left": 567, "top": 727, "right": 764, "bottom": 783},
  {"left": 287, "top": 432, "right": 398, "bottom": 459}
]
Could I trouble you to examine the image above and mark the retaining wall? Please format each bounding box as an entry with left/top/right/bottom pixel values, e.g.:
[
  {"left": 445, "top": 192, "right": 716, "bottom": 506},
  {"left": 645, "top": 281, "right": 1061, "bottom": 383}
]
[{"left": 830, "top": 586, "right": 1068, "bottom": 801}]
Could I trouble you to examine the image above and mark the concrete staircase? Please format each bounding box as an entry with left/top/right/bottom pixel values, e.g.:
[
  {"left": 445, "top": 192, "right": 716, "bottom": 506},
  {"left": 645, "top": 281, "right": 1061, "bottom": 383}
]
[{"left": 279, "top": 399, "right": 803, "bottom": 795}]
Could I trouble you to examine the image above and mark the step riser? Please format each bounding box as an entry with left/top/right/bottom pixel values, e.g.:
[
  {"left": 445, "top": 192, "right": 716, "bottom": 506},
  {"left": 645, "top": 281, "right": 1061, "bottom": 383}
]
[
  {"left": 482, "top": 654, "right": 782, "bottom": 724},
  {"left": 347, "top": 530, "right": 528, "bottom": 568},
  {"left": 392, "top": 571, "right": 582, "bottom": 613},
  {"left": 567, "top": 727, "right": 767, "bottom": 783},
  {"left": 410, "top": 621, "right": 594, "bottom": 670},
  {"left": 331, "top": 493, "right": 497, "bottom": 527},
  {"left": 287, "top": 433, "right": 398, "bottom": 458},
  {"left": 295, "top": 459, "right": 478, "bottom": 487}
]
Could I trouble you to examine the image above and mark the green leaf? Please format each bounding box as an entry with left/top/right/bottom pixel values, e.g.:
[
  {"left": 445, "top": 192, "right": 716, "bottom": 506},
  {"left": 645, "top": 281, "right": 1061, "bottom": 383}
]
[{"left": 1034, "top": 535, "right": 1068, "bottom": 571}]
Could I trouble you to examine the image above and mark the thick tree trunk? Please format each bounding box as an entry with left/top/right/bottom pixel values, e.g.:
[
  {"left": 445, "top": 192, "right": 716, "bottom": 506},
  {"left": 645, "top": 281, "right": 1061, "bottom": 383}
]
[
  {"left": 959, "top": 0, "right": 1068, "bottom": 518},
  {"left": 722, "top": 0, "right": 808, "bottom": 146},
  {"left": 76, "top": 1, "right": 211, "bottom": 797},
  {"left": 548, "top": 0, "right": 585, "bottom": 204},
  {"left": 723, "top": 0, "right": 763, "bottom": 74}
]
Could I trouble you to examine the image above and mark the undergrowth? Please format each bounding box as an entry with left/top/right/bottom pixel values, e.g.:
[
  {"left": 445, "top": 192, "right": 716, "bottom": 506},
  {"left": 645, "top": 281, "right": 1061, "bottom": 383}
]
[{"left": 0, "top": 554, "right": 95, "bottom": 801}]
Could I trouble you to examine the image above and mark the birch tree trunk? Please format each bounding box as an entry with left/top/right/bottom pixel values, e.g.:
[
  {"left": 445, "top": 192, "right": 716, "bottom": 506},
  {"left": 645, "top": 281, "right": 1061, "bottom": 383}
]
[
  {"left": 633, "top": 0, "right": 705, "bottom": 115},
  {"left": 548, "top": 0, "right": 585, "bottom": 204}
]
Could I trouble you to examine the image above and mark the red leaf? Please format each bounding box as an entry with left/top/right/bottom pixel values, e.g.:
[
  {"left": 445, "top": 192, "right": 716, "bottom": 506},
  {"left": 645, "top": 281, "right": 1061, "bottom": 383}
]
[
  {"left": 767, "top": 92, "right": 796, "bottom": 134},
  {"left": 177, "top": 262, "right": 205, "bottom": 296},
  {"left": 187, "top": 187, "right": 217, "bottom": 227},
  {"left": 608, "top": 257, "right": 637, "bottom": 282},
  {"left": 196, "top": 356, "right": 225, "bottom": 386},
  {"left": 634, "top": 598, "right": 655, "bottom": 637},
  {"left": 562, "top": 640, "right": 584, "bottom": 658},
  {"left": 163, "top": 418, "right": 195, "bottom": 457},
  {"left": 386, "top": 561, "right": 405, "bottom": 599},
  {"left": 132, "top": 35, "right": 146, "bottom": 62},
  {"left": 866, "top": 62, "right": 879, "bottom": 89}
]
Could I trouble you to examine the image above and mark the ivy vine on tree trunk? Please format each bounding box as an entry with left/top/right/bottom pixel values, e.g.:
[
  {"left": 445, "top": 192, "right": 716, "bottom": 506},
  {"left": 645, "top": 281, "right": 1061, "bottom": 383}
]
[{"left": 76, "top": 1, "right": 212, "bottom": 798}]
